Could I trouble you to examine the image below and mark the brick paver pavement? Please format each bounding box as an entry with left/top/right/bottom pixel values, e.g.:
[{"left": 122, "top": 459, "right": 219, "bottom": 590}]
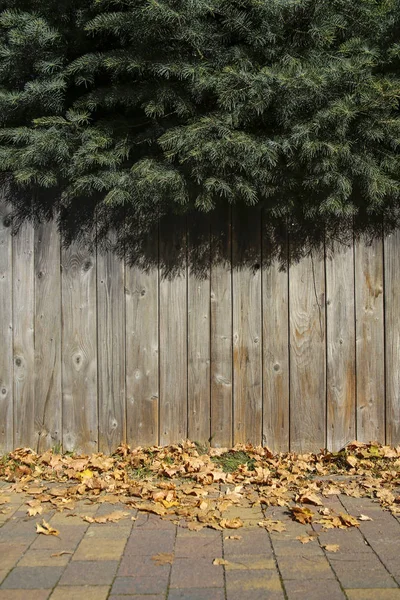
[{"left": 0, "top": 482, "right": 400, "bottom": 599}]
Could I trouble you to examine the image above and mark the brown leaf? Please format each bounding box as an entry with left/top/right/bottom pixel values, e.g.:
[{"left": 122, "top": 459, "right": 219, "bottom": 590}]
[
  {"left": 258, "top": 519, "right": 286, "bottom": 533},
  {"left": 36, "top": 520, "right": 59, "bottom": 536},
  {"left": 339, "top": 513, "right": 359, "bottom": 528},
  {"left": 50, "top": 551, "right": 73, "bottom": 558},
  {"left": 323, "top": 544, "right": 340, "bottom": 553},
  {"left": 290, "top": 506, "right": 314, "bottom": 525},
  {"left": 213, "top": 558, "right": 230, "bottom": 566},
  {"left": 82, "top": 510, "right": 129, "bottom": 524},
  {"left": 152, "top": 553, "right": 174, "bottom": 566},
  {"left": 219, "top": 517, "right": 243, "bottom": 529},
  {"left": 0, "top": 496, "right": 10, "bottom": 505},
  {"left": 296, "top": 535, "right": 315, "bottom": 544},
  {"left": 225, "top": 535, "right": 242, "bottom": 540},
  {"left": 299, "top": 493, "right": 323, "bottom": 507}
]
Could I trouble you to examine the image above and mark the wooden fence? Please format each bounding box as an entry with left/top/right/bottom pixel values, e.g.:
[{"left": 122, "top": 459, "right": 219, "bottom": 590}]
[{"left": 1, "top": 200, "right": 400, "bottom": 455}]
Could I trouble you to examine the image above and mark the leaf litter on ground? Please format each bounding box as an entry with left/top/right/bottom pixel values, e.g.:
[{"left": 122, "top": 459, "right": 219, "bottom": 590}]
[{"left": 0, "top": 440, "right": 398, "bottom": 536}]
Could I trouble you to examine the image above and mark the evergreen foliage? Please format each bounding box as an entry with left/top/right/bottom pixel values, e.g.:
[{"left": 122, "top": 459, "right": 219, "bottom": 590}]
[{"left": 0, "top": 0, "right": 399, "bottom": 246}]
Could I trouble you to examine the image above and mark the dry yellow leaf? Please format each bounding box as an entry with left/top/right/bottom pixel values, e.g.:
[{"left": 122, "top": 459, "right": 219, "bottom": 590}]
[
  {"left": 258, "top": 519, "right": 286, "bottom": 533},
  {"left": 323, "top": 544, "right": 340, "bottom": 553},
  {"left": 358, "top": 514, "right": 373, "bottom": 521},
  {"left": 50, "top": 551, "right": 73, "bottom": 558},
  {"left": 152, "top": 553, "right": 174, "bottom": 566},
  {"left": 296, "top": 535, "right": 316, "bottom": 544},
  {"left": 290, "top": 506, "right": 314, "bottom": 525},
  {"left": 225, "top": 535, "right": 242, "bottom": 540},
  {"left": 219, "top": 517, "right": 243, "bottom": 529},
  {"left": 299, "top": 493, "right": 323, "bottom": 507},
  {"left": 213, "top": 558, "right": 230, "bottom": 566},
  {"left": 36, "top": 520, "right": 59, "bottom": 536},
  {"left": 339, "top": 513, "right": 359, "bottom": 528},
  {"left": 28, "top": 505, "right": 43, "bottom": 517}
]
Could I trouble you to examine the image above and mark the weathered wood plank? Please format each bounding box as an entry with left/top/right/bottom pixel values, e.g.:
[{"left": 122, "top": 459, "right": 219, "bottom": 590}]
[
  {"left": 262, "top": 229, "right": 289, "bottom": 452},
  {"left": 232, "top": 207, "right": 262, "bottom": 445},
  {"left": 385, "top": 230, "right": 400, "bottom": 445},
  {"left": 188, "top": 214, "right": 210, "bottom": 443},
  {"left": 125, "top": 233, "right": 159, "bottom": 447},
  {"left": 34, "top": 220, "right": 62, "bottom": 452},
  {"left": 210, "top": 207, "right": 233, "bottom": 447},
  {"left": 0, "top": 202, "right": 13, "bottom": 452},
  {"left": 355, "top": 238, "right": 385, "bottom": 443},
  {"left": 97, "top": 239, "right": 126, "bottom": 453},
  {"left": 289, "top": 249, "right": 326, "bottom": 452},
  {"left": 326, "top": 239, "right": 355, "bottom": 451},
  {"left": 61, "top": 241, "right": 98, "bottom": 453},
  {"left": 159, "top": 216, "right": 187, "bottom": 445},
  {"left": 13, "top": 221, "right": 35, "bottom": 448}
]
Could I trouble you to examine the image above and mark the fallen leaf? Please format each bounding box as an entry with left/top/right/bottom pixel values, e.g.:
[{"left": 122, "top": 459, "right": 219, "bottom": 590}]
[
  {"left": 323, "top": 544, "right": 340, "bottom": 553},
  {"left": 220, "top": 517, "right": 243, "bottom": 529},
  {"left": 339, "top": 513, "right": 359, "bottom": 528},
  {"left": 213, "top": 558, "right": 230, "bottom": 565},
  {"left": 152, "top": 553, "right": 174, "bottom": 566},
  {"left": 50, "top": 551, "right": 73, "bottom": 557},
  {"left": 28, "top": 505, "right": 43, "bottom": 517},
  {"left": 225, "top": 535, "right": 242, "bottom": 540},
  {"left": 36, "top": 520, "right": 59, "bottom": 536},
  {"left": 299, "top": 493, "right": 323, "bottom": 507},
  {"left": 0, "top": 496, "right": 10, "bottom": 505},
  {"left": 258, "top": 519, "right": 286, "bottom": 533},
  {"left": 358, "top": 514, "right": 373, "bottom": 521},
  {"left": 290, "top": 506, "right": 314, "bottom": 525},
  {"left": 82, "top": 510, "right": 129, "bottom": 524},
  {"left": 296, "top": 535, "right": 315, "bottom": 544}
]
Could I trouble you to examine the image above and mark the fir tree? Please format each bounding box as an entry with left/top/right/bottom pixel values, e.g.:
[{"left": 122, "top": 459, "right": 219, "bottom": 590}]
[{"left": 0, "top": 0, "right": 399, "bottom": 246}]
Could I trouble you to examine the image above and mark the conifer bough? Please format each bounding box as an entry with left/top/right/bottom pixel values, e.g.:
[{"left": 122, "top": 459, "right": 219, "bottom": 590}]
[{"left": 0, "top": 0, "right": 399, "bottom": 242}]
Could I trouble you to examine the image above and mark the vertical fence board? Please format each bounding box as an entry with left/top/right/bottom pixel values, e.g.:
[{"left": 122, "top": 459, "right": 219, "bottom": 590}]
[
  {"left": 34, "top": 221, "right": 62, "bottom": 452},
  {"left": 326, "top": 240, "right": 356, "bottom": 451},
  {"left": 355, "top": 238, "right": 385, "bottom": 443},
  {"left": 232, "top": 208, "right": 262, "bottom": 444},
  {"left": 159, "top": 217, "right": 187, "bottom": 444},
  {"left": 126, "top": 248, "right": 159, "bottom": 447},
  {"left": 61, "top": 242, "right": 98, "bottom": 453},
  {"left": 188, "top": 215, "right": 210, "bottom": 443},
  {"left": 13, "top": 221, "right": 35, "bottom": 448},
  {"left": 262, "top": 231, "right": 289, "bottom": 452},
  {"left": 0, "top": 203, "right": 13, "bottom": 452},
  {"left": 289, "top": 250, "right": 326, "bottom": 452},
  {"left": 385, "top": 231, "right": 400, "bottom": 445},
  {"left": 210, "top": 208, "right": 232, "bottom": 447},
  {"left": 97, "top": 241, "right": 126, "bottom": 453}
]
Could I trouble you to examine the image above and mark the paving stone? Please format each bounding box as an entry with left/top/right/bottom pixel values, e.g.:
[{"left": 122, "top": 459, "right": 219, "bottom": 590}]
[
  {"left": 225, "top": 570, "right": 283, "bottom": 593},
  {"left": 109, "top": 596, "right": 164, "bottom": 600},
  {"left": 134, "top": 513, "right": 176, "bottom": 530},
  {"left": 175, "top": 534, "right": 222, "bottom": 558},
  {"left": 225, "top": 555, "right": 276, "bottom": 570},
  {"left": 176, "top": 526, "right": 220, "bottom": 539},
  {"left": 17, "top": 549, "right": 72, "bottom": 567},
  {"left": 58, "top": 560, "right": 118, "bottom": 585},
  {"left": 50, "top": 586, "right": 110, "bottom": 600},
  {"left": 111, "top": 575, "right": 169, "bottom": 595},
  {"left": 224, "top": 530, "right": 272, "bottom": 556},
  {"left": 0, "top": 591, "right": 50, "bottom": 600},
  {"left": 168, "top": 589, "right": 225, "bottom": 600},
  {"left": 170, "top": 558, "right": 224, "bottom": 588},
  {"left": 84, "top": 525, "right": 132, "bottom": 540},
  {"left": 1, "top": 567, "right": 64, "bottom": 590},
  {"left": 30, "top": 526, "right": 87, "bottom": 551},
  {"left": 346, "top": 590, "right": 400, "bottom": 600},
  {"left": 124, "top": 530, "right": 175, "bottom": 555},
  {"left": 118, "top": 554, "right": 170, "bottom": 577},
  {"left": 0, "top": 544, "right": 30, "bottom": 570},
  {"left": 272, "top": 539, "right": 324, "bottom": 556},
  {"left": 72, "top": 537, "right": 126, "bottom": 560},
  {"left": 277, "top": 555, "right": 335, "bottom": 580},
  {"left": 283, "top": 579, "right": 346, "bottom": 600},
  {"left": 328, "top": 558, "right": 397, "bottom": 589},
  {"left": 318, "top": 529, "right": 373, "bottom": 553}
]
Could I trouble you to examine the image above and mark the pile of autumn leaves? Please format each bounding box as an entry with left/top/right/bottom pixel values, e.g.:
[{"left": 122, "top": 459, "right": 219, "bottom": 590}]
[{"left": 0, "top": 440, "right": 399, "bottom": 535}]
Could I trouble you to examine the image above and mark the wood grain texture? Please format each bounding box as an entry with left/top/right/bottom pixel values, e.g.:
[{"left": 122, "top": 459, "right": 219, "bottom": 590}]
[
  {"left": 210, "top": 207, "right": 233, "bottom": 447},
  {"left": 0, "top": 202, "right": 13, "bottom": 452},
  {"left": 188, "top": 214, "right": 210, "bottom": 443},
  {"left": 326, "top": 239, "right": 356, "bottom": 451},
  {"left": 384, "top": 230, "right": 400, "bottom": 445},
  {"left": 13, "top": 221, "right": 35, "bottom": 448},
  {"left": 232, "top": 207, "right": 262, "bottom": 445},
  {"left": 355, "top": 238, "right": 385, "bottom": 443},
  {"left": 159, "top": 216, "right": 187, "bottom": 445},
  {"left": 34, "top": 221, "right": 62, "bottom": 452},
  {"left": 262, "top": 231, "right": 289, "bottom": 452},
  {"left": 289, "top": 249, "right": 326, "bottom": 453},
  {"left": 61, "top": 241, "right": 98, "bottom": 453},
  {"left": 126, "top": 236, "right": 159, "bottom": 447},
  {"left": 97, "top": 240, "right": 126, "bottom": 453}
]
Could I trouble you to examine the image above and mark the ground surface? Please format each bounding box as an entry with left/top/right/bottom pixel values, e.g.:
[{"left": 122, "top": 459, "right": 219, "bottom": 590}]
[{"left": 1, "top": 481, "right": 400, "bottom": 600}]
